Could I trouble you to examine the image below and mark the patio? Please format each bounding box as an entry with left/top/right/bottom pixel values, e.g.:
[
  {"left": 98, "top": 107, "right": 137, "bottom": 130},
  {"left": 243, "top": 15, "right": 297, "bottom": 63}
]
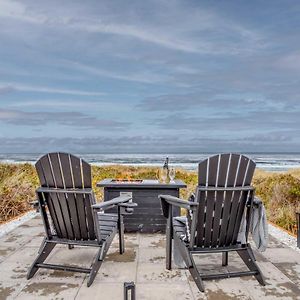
[{"left": 0, "top": 215, "right": 299, "bottom": 299}]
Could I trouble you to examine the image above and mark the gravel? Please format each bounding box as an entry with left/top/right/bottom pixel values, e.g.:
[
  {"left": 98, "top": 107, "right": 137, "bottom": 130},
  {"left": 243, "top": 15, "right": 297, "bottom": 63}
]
[
  {"left": 268, "top": 223, "right": 300, "bottom": 253},
  {"left": 0, "top": 211, "right": 38, "bottom": 238}
]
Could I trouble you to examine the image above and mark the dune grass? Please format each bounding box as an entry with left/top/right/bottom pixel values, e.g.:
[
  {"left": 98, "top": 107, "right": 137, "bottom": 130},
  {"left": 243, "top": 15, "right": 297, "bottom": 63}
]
[{"left": 0, "top": 163, "right": 299, "bottom": 234}]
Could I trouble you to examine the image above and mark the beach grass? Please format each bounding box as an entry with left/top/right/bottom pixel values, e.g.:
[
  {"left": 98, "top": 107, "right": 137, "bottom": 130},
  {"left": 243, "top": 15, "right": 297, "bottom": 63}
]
[{"left": 0, "top": 163, "right": 299, "bottom": 234}]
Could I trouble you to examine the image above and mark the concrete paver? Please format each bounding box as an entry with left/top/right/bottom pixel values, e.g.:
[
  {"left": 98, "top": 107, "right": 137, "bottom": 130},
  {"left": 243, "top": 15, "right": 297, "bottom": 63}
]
[{"left": 0, "top": 215, "right": 299, "bottom": 300}]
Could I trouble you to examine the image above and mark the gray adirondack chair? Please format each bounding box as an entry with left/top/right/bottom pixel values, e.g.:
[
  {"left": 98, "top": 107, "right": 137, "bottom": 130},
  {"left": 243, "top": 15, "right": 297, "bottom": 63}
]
[
  {"left": 27, "top": 152, "right": 136, "bottom": 286},
  {"left": 159, "top": 153, "right": 265, "bottom": 292}
]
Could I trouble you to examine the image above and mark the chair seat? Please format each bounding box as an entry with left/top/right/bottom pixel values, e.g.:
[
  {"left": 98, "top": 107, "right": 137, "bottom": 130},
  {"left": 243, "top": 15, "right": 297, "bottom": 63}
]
[
  {"left": 97, "top": 213, "right": 119, "bottom": 241},
  {"left": 173, "top": 216, "right": 189, "bottom": 243}
]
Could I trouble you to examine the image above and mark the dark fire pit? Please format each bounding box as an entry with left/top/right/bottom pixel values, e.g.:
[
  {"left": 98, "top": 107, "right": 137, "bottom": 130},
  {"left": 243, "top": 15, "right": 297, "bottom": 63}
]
[{"left": 97, "top": 179, "right": 186, "bottom": 233}]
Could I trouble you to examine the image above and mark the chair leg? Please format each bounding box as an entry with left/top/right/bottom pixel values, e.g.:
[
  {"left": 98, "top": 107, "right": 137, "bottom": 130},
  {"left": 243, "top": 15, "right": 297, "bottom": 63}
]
[
  {"left": 87, "top": 246, "right": 105, "bottom": 287},
  {"left": 222, "top": 252, "right": 228, "bottom": 266},
  {"left": 166, "top": 221, "right": 172, "bottom": 270},
  {"left": 118, "top": 215, "right": 125, "bottom": 254},
  {"left": 237, "top": 247, "right": 265, "bottom": 286},
  {"left": 189, "top": 254, "right": 205, "bottom": 292},
  {"left": 27, "top": 240, "right": 56, "bottom": 279}
]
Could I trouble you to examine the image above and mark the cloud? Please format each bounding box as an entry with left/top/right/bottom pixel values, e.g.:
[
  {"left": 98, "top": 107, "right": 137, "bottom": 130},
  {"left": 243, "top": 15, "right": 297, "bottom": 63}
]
[
  {"left": 0, "top": 109, "right": 130, "bottom": 130},
  {"left": 137, "top": 93, "right": 282, "bottom": 112},
  {"left": 0, "top": 83, "right": 105, "bottom": 96},
  {"left": 0, "top": 86, "right": 16, "bottom": 95},
  {"left": 0, "top": 0, "right": 264, "bottom": 55},
  {"left": 153, "top": 110, "right": 300, "bottom": 132},
  {"left": 63, "top": 60, "right": 170, "bottom": 84},
  {"left": 0, "top": 132, "right": 299, "bottom": 154},
  {"left": 275, "top": 52, "right": 300, "bottom": 71}
]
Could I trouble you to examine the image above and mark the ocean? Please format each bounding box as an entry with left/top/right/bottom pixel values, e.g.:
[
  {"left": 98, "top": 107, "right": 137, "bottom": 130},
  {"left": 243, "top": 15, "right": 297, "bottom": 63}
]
[{"left": 0, "top": 153, "right": 300, "bottom": 172}]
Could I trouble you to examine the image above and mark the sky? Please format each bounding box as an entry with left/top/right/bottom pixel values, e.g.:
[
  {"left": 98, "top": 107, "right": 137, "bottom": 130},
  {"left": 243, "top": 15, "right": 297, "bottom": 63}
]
[{"left": 0, "top": 0, "right": 300, "bottom": 154}]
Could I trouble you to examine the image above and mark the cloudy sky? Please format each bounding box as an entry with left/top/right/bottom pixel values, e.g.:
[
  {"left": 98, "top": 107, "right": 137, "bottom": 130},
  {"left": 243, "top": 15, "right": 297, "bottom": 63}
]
[{"left": 0, "top": 0, "right": 299, "bottom": 153}]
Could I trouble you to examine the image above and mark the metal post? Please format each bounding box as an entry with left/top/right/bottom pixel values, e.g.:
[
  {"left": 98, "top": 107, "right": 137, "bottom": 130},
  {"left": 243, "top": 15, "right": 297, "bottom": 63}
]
[
  {"left": 296, "top": 212, "right": 300, "bottom": 248},
  {"left": 124, "top": 282, "right": 136, "bottom": 300}
]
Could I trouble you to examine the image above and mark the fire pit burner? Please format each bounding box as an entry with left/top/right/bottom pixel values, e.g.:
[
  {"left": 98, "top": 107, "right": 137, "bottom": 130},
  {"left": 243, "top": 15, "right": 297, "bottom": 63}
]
[{"left": 111, "top": 179, "right": 143, "bottom": 184}]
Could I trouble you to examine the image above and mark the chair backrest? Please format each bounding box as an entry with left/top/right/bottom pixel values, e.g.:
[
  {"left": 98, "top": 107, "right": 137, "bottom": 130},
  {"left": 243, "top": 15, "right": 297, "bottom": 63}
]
[
  {"left": 35, "top": 152, "right": 96, "bottom": 241},
  {"left": 191, "top": 153, "right": 256, "bottom": 248}
]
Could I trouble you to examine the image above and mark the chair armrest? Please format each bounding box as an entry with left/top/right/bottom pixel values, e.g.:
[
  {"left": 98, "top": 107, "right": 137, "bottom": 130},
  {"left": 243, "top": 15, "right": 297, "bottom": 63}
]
[
  {"left": 159, "top": 195, "right": 198, "bottom": 218},
  {"left": 118, "top": 202, "right": 138, "bottom": 208},
  {"left": 92, "top": 195, "right": 132, "bottom": 212}
]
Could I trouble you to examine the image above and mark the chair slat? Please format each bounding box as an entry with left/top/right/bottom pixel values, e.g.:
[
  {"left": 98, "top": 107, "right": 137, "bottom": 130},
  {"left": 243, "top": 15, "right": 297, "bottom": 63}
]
[
  {"left": 225, "top": 191, "right": 241, "bottom": 246},
  {"left": 49, "top": 193, "right": 68, "bottom": 238},
  {"left": 35, "top": 160, "right": 47, "bottom": 187},
  {"left": 40, "top": 155, "right": 56, "bottom": 187},
  {"left": 231, "top": 192, "right": 248, "bottom": 243},
  {"left": 82, "top": 160, "right": 92, "bottom": 188},
  {"left": 206, "top": 155, "right": 219, "bottom": 246},
  {"left": 244, "top": 160, "right": 256, "bottom": 185},
  {"left": 85, "top": 194, "right": 96, "bottom": 240},
  {"left": 203, "top": 191, "right": 215, "bottom": 247},
  {"left": 217, "top": 154, "right": 230, "bottom": 187},
  {"left": 236, "top": 156, "right": 249, "bottom": 186},
  {"left": 49, "top": 153, "right": 64, "bottom": 188},
  {"left": 227, "top": 154, "right": 240, "bottom": 187},
  {"left": 67, "top": 194, "right": 82, "bottom": 239},
  {"left": 198, "top": 159, "right": 208, "bottom": 186},
  {"left": 207, "top": 155, "right": 219, "bottom": 186},
  {"left": 211, "top": 191, "right": 223, "bottom": 247},
  {"left": 195, "top": 190, "right": 206, "bottom": 245},
  {"left": 70, "top": 155, "right": 83, "bottom": 188},
  {"left": 56, "top": 193, "right": 74, "bottom": 239},
  {"left": 59, "top": 153, "right": 74, "bottom": 188},
  {"left": 43, "top": 193, "right": 62, "bottom": 237},
  {"left": 76, "top": 193, "right": 89, "bottom": 240},
  {"left": 212, "top": 154, "right": 230, "bottom": 246}
]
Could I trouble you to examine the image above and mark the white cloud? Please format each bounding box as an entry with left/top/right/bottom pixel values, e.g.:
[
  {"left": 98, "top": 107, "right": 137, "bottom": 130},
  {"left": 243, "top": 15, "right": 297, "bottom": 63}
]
[
  {"left": 0, "top": 82, "right": 105, "bottom": 96},
  {"left": 0, "top": 0, "right": 264, "bottom": 55}
]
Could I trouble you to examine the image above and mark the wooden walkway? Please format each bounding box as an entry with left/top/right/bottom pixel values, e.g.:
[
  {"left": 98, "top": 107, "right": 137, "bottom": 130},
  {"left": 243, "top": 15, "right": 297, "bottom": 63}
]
[{"left": 0, "top": 216, "right": 300, "bottom": 299}]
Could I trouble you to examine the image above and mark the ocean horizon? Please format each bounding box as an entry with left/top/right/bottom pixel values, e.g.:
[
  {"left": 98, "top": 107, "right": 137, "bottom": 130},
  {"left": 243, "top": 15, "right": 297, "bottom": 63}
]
[{"left": 1, "top": 152, "right": 300, "bottom": 172}]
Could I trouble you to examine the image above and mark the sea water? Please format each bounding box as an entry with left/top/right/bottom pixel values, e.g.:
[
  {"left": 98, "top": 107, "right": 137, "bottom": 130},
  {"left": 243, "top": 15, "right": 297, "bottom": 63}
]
[{"left": 0, "top": 153, "right": 300, "bottom": 172}]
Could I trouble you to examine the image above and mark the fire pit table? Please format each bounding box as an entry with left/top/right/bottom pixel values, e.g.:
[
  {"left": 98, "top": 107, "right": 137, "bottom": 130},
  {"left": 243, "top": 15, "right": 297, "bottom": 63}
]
[{"left": 97, "top": 179, "right": 187, "bottom": 233}]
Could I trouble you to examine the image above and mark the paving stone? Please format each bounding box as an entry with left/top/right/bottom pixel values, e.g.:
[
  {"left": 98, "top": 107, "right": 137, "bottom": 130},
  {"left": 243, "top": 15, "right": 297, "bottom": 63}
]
[
  {"left": 76, "top": 283, "right": 123, "bottom": 300},
  {"left": 93, "top": 261, "right": 137, "bottom": 283},
  {"left": 136, "top": 283, "right": 194, "bottom": 300},
  {"left": 212, "top": 277, "right": 252, "bottom": 299},
  {"left": 138, "top": 247, "right": 165, "bottom": 264},
  {"left": 0, "top": 280, "right": 27, "bottom": 300},
  {"left": 0, "top": 245, "right": 17, "bottom": 263},
  {"left": 137, "top": 262, "right": 188, "bottom": 283},
  {"left": 1, "top": 215, "right": 300, "bottom": 299},
  {"left": 0, "top": 232, "right": 33, "bottom": 248},
  {"left": 138, "top": 233, "right": 165, "bottom": 248},
  {"left": 242, "top": 262, "right": 300, "bottom": 300},
  {"left": 262, "top": 248, "right": 300, "bottom": 264},
  {"left": 15, "top": 280, "right": 81, "bottom": 299},
  {"left": 273, "top": 262, "right": 300, "bottom": 286}
]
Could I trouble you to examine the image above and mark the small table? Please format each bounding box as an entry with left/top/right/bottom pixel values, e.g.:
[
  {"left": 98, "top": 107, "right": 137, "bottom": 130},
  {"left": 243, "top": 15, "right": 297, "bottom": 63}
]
[{"left": 97, "top": 179, "right": 187, "bottom": 233}]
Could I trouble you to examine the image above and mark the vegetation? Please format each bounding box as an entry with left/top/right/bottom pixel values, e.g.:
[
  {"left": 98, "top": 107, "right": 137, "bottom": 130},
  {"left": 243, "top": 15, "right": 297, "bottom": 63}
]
[{"left": 0, "top": 163, "right": 299, "bottom": 234}]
